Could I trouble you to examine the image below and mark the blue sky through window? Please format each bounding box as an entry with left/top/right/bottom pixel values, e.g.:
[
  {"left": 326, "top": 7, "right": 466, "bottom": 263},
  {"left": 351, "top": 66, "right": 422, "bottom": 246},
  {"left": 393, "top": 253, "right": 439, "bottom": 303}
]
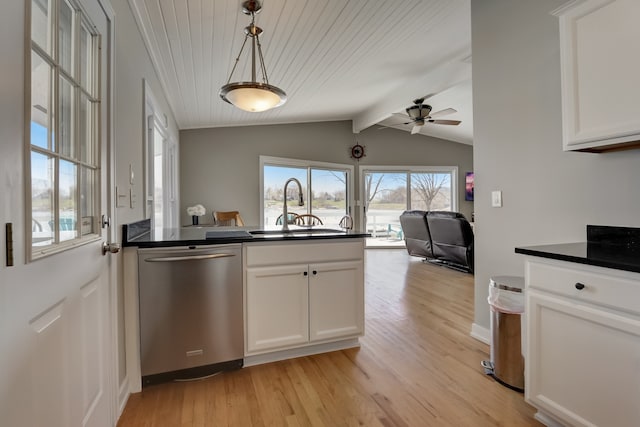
[
  {"left": 264, "top": 165, "right": 346, "bottom": 193},
  {"left": 31, "top": 122, "right": 51, "bottom": 181}
]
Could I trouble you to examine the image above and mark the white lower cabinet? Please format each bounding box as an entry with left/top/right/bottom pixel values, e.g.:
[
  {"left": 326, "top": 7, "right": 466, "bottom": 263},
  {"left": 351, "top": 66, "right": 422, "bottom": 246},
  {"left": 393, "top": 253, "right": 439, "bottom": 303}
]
[
  {"left": 244, "top": 241, "right": 365, "bottom": 356},
  {"left": 309, "top": 261, "right": 364, "bottom": 341},
  {"left": 524, "top": 258, "right": 640, "bottom": 427},
  {"left": 246, "top": 264, "right": 310, "bottom": 352}
]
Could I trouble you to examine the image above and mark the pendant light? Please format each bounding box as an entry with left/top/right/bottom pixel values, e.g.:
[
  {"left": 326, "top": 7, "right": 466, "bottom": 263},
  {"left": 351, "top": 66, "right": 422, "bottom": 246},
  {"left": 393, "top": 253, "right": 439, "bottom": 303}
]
[{"left": 219, "top": 0, "right": 286, "bottom": 112}]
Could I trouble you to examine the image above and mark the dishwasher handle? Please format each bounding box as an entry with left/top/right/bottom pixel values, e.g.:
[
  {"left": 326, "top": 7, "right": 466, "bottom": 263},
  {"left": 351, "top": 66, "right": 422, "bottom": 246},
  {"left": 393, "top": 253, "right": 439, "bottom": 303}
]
[{"left": 144, "top": 253, "right": 235, "bottom": 262}]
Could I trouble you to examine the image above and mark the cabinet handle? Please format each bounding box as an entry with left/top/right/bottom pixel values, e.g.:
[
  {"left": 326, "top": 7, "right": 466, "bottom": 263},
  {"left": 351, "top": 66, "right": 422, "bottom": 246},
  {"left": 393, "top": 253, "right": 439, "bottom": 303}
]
[
  {"left": 312, "top": 270, "right": 317, "bottom": 275},
  {"left": 575, "top": 282, "right": 586, "bottom": 290},
  {"left": 303, "top": 271, "right": 308, "bottom": 276}
]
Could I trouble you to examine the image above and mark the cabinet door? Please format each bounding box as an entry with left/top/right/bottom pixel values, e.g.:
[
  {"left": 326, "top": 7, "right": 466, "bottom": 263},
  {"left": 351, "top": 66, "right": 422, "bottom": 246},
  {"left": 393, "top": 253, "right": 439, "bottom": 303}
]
[
  {"left": 246, "top": 264, "right": 309, "bottom": 353},
  {"left": 526, "top": 289, "right": 640, "bottom": 427},
  {"left": 309, "top": 261, "right": 364, "bottom": 342},
  {"left": 555, "top": 0, "right": 640, "bottom": 151}
]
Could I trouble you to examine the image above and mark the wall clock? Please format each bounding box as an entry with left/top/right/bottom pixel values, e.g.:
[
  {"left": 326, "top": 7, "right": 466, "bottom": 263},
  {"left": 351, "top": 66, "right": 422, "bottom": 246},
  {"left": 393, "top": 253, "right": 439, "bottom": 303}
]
[{"left": 350, "top": 144, "right": 365, "bottom": 160}]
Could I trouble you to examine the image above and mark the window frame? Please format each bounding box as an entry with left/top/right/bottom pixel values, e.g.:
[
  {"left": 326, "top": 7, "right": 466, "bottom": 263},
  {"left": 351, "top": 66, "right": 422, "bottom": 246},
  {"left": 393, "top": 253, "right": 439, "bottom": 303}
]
[
  {"left": 26, "top": 0, "right": 103, "bottom": 260},
  {"left": 359, "top": 165, "right": 459, "bottom": 213},
  {"left": 259, "top": 156, "right": 354, "bottom": 227},
  {"left": 359, "top": 165, "right": 458, "bottom": 247}
]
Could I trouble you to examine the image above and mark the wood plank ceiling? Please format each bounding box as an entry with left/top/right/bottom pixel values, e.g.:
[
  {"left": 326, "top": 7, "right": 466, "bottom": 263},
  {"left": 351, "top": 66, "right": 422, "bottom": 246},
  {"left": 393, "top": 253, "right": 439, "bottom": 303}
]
[{"left": 129, "top": 0, "right": 472, "bottom": 144}]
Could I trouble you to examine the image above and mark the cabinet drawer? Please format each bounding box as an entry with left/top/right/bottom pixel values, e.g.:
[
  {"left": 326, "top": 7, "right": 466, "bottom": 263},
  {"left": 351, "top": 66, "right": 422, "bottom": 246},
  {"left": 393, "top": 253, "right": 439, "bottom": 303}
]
[
  {"left": 245, "top": 240, "right": 364, "bottom": 267},
  {"left": 526, "top": 259, "right": 640, "bottom": 316}
]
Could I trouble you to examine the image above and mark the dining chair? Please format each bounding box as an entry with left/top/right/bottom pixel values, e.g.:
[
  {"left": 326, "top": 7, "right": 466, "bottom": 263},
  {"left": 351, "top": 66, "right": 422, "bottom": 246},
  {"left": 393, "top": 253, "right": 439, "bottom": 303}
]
[
  {"left": 295, "top": 214, "right": 323, "bottom": 226},
  {"left": 214, "top": 211, "right": 245, "bottom": 226},
  {"left": 275, "top": 213, "right": 300, "bottom": 225},
  {"left": 339, "top": 215, "right": 353, "bottom": 230}
]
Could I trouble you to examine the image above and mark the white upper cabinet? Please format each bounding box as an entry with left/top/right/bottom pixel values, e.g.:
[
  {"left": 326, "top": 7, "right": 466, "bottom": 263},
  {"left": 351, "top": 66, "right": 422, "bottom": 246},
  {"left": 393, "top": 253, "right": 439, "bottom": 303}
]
[{"left": 554, "top": 0, "right": 640, "bottom": 152}]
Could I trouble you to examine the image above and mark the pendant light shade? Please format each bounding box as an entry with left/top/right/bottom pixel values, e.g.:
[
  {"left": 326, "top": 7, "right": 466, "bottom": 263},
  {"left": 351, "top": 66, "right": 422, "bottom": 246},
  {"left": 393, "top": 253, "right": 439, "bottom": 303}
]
[
  {"left": 220, "top": 82, "right": 286, "bottom": 113},
  {"left": 219, "top": 1, "right": 286, "bottom": 112}
]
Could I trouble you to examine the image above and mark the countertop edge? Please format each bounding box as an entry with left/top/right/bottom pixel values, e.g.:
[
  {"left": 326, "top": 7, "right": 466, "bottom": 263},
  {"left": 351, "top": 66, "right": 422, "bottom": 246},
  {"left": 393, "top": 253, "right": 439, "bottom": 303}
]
[
  {"left": 515, "top": 244, "right": 640, "bottom": 274},
  {"left": 125, "top": 233, "right": 369, "bottom": 248}
]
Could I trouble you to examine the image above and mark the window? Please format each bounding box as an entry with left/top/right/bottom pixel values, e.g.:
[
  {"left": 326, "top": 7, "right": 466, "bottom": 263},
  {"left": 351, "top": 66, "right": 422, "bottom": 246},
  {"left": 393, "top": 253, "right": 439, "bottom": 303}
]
[
  {"left": 361, "top": 166, "right": 458, "bottom": 247},
  {"left": 260, "top": 156, "right": 353, "bottom": 228},
  {"left": 144, "top": 81, "right": 178, "bottom": 232},
  {"left": 28, "top": 0, "right": 101, "bottom": 256}
]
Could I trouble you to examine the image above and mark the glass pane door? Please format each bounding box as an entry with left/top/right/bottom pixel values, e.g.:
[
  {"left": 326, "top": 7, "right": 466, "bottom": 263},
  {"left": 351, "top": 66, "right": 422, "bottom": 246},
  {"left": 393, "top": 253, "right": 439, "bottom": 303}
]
[
  {"left": 262, "top": 162, "right": 351, "bottom": 228},
  {"left": 410, "top": 172, "right": 453, "bottom": 211},
  {"left": 263, "top": 165, "right": 306, "bottom": 226},
  {"left": 310, "top": 169, "right": 347, "bottom": 228},
  {"left": 362, "top": 168, "right": 457, "bottom": 248},
  {"left": 152, "top": 125, "right": 164, "bottom": 234},
  {"left": 364, "top": 172, "right": 407, "bottom": 247}
]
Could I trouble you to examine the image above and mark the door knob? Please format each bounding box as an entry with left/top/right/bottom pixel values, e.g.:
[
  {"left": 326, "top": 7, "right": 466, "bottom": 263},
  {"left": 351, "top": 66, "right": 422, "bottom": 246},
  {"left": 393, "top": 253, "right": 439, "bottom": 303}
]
[{"left": 102, "top": 242, "right": 121, "bottom": 255}]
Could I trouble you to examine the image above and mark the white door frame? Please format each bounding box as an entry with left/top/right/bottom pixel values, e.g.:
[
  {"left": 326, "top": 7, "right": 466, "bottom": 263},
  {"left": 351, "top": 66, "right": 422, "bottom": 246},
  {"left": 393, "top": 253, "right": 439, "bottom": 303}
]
[{"left": 96, "top": 0, "right": 122, "bottom": 420}]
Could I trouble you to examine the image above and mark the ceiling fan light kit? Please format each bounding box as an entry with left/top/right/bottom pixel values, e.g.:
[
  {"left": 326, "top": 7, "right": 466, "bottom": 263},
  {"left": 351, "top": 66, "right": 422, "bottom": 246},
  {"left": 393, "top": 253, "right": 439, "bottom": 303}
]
[
  {"left": 406, "top": 104, "right": 432, "bottom": 120},
  {"left": 219, "top": 0, "right": 287, "bottom": 112},
  {"left": 384, "top": 97, "right": 462, "bottom": 135}
]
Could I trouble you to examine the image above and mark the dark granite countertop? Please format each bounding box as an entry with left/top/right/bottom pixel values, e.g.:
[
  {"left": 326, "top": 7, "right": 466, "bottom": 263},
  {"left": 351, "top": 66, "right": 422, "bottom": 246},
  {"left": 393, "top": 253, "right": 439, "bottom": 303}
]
[
  {"left": 515, "top": 225, "right": 640, "bottom": 274},
  {"left": 123, "top": 219, "right": 369, "bottom": 248}
]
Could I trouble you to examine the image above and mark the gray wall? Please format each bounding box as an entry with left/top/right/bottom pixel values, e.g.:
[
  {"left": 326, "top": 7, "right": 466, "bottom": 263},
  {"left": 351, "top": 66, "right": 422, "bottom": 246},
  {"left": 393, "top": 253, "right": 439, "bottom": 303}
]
[
  {"left": 113, "top": 0, "right": 179, "bottom": 226},
  {"left": 180, "top": 121, "right": 474, "bottom": 227},
  {"left": 471, "top": 0, "right": 640, "bottom": 330},
  {"left": 111, "top": 0, "right": 178, "bottom": 388}
]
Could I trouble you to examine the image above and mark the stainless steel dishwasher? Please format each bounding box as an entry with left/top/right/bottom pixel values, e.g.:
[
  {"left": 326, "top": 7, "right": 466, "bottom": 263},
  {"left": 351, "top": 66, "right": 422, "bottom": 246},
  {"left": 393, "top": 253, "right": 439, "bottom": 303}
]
[{"left": 137, "top": 244, "right": 243, "bottom": 386}]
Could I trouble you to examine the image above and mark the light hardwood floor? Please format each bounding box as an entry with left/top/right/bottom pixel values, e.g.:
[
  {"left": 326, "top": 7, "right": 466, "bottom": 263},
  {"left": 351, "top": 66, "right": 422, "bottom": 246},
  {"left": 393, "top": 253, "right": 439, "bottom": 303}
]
[{"left": 117, "top": 249, "right": 541, "bottom": 427}]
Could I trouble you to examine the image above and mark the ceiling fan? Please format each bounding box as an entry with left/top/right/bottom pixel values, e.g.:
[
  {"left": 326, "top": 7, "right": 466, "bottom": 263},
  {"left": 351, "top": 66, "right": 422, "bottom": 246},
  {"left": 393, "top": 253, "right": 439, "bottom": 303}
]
[{"left": 390, "top": 98, "right": 461, "bottom": 135}]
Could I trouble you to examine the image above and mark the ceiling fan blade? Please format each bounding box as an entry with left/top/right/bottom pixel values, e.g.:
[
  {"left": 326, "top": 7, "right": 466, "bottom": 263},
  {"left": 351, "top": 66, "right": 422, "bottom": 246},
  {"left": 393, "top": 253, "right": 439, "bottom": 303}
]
[
  {"left": 414, "top": 93, "right": 437, "bottom": 104},
  {"left": 429, "top": 108, "right": 457, "bottom": 118},
  {"left": 411, "top": 124, "right": 422, "bottom": 134},
  {"left": 429, "top": 119, "right": 461, "bottom": 126}
]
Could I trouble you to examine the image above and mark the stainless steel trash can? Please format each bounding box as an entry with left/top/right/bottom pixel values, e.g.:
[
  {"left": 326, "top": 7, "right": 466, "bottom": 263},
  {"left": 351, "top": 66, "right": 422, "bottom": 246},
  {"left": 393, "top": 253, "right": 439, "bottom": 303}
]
[{"left": 482, "top": 275, "right": 525, "bottom": 392}]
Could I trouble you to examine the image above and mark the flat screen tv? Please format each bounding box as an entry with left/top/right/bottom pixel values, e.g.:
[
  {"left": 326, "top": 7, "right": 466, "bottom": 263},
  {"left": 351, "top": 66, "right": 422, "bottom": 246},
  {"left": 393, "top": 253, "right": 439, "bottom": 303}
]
[{"left": 465, "top": 172, "right": 474, "bottom": 201}]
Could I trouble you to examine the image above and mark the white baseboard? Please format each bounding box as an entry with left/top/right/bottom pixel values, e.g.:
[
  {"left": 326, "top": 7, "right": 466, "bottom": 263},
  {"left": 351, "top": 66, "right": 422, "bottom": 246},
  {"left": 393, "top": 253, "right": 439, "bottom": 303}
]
[
  {"left": 117, "top": 375, "right": 130, "bottom": 419},
  {"left": 534, "top": 411, "right": 566, "bottom": 427},
  {"left": 244, "top": 338, "right": 360, "bottom": 367},
  {"left": 470, "top": 323, "right": 490, "bottom": 344}
]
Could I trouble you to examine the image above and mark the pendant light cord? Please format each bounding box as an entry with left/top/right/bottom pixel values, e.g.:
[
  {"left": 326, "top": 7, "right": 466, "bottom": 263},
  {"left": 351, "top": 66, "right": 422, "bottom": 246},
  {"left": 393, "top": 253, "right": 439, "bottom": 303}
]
[
  {"left": 226, "top": 34, "right": 250, "bottom": 85},
  {"left": 256, "top": 39, "right": 269, "bottom": 85},
  {"left": 225, "top": 10, "right": 270, "bottom": 86}
]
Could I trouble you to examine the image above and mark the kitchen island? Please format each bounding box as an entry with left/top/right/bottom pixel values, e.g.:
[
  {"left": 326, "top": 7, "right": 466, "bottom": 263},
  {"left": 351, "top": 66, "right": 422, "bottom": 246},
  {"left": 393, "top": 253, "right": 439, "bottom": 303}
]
[{"left": 122, "top": 219, "right": 368, "bottom": 392}]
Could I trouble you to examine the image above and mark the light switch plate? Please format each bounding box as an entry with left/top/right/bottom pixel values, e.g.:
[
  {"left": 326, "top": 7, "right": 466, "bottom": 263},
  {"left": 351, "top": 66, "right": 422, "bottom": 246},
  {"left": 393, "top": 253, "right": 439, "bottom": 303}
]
[
  {"left": 116, "top": 186, "right": 128, "bottom": 208},
  {"left": 491, "top": 190, "right": 502, "bottom": 207}
]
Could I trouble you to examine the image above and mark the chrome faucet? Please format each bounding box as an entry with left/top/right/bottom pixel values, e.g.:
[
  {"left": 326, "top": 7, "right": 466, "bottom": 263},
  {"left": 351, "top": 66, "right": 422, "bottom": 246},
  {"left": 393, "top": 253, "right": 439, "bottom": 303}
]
[{"left": 282, "top": 178, "right": 304, "bottom": 231}]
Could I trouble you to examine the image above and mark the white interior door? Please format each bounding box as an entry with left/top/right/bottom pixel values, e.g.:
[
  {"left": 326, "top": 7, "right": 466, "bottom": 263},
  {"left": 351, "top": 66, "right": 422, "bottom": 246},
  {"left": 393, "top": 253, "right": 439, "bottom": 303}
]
[{"left": 0, "top": 0, "right": 116, "bottom": 425}]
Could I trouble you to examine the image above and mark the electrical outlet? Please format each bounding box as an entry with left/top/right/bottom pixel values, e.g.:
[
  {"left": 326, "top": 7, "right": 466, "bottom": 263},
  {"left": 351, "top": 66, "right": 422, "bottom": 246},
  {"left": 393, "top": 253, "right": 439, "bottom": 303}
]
[{"left": 491, "top": 190, "right": 502, "bottom": 207}]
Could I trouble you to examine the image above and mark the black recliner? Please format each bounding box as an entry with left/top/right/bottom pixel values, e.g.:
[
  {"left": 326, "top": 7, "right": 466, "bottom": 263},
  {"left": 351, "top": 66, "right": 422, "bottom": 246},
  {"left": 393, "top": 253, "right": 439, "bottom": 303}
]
[
  {"left": 399, "top": 210, "right": 434, "bottom": 259},
  {"left": 399, "top": 210, "right": 474, "bottom": 273}
]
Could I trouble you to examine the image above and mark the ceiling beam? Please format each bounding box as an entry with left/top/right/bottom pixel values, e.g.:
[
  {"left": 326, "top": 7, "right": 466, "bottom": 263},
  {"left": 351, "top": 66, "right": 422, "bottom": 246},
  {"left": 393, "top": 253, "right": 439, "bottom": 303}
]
[{"left": 351, "top": 57, "right": 472, "bottom": 134}]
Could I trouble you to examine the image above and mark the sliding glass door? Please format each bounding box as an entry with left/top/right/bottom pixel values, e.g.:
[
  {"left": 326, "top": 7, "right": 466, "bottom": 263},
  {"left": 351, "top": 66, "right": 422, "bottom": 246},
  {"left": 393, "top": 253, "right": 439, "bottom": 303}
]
[
  {"left": 261, "top": 157, "right": 353, "bottom": 228},
  {"left": 361, "top": 167, "right": 457, "bottom": 247},
  {"left": 364, "top": 172, "right": 407, "bottom": 243}
]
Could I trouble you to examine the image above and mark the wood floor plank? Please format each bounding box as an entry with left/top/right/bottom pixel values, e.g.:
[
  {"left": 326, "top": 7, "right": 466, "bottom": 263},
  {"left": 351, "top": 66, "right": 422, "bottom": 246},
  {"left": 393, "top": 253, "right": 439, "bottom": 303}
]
[{"left": 118, "top": 249, "right": 540, "bottom": 427}]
